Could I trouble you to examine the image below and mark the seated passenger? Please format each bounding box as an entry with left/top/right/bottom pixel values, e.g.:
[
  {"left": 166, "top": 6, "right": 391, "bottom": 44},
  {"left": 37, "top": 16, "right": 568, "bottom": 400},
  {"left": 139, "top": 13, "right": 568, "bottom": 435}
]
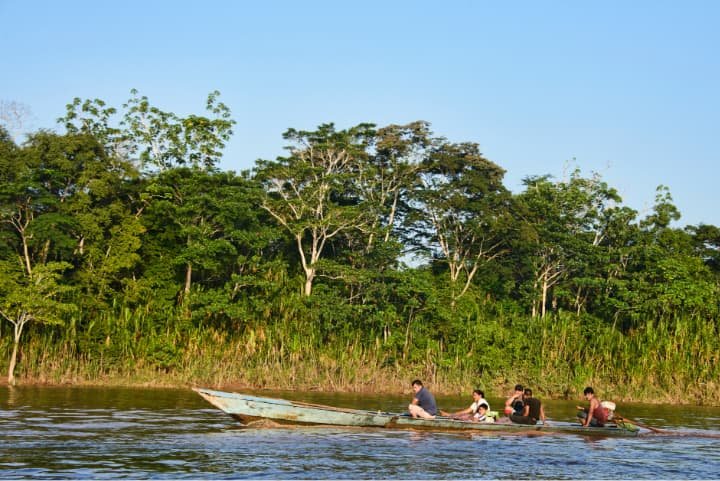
[
  {"left": 510, "top": 388, "right": 546, "bottom": 425},
  {"left": 504, "top": 384, "right": 524, "bottom": 416},
  {"left": 441, "top": 389, "right": 490, "bottom": 420},
  {"left": 408, "top": 379, "right": 437, "bottom": 419},
  {"left": 473, "top": 403, "right": 496, "bottom": 423}
]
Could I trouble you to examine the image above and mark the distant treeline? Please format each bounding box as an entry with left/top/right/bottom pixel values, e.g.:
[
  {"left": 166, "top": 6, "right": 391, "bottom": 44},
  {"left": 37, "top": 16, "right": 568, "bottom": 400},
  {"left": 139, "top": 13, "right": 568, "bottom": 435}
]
[{"left": 1, "top": 92, "right": 718, "bottom": 402}]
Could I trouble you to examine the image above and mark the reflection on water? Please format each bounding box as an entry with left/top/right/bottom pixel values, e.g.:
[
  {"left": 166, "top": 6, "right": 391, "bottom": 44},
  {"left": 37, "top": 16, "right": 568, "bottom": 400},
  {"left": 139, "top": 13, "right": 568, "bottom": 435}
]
[{"left": 1, "top": 386, "right": 719, "bottom": 479}]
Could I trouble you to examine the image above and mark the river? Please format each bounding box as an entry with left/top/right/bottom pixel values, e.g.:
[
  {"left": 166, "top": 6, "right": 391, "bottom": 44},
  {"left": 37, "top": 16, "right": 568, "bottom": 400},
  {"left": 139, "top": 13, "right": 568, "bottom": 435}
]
[{"left": 1, "top": 386, "right": 719, "bottom": 479}]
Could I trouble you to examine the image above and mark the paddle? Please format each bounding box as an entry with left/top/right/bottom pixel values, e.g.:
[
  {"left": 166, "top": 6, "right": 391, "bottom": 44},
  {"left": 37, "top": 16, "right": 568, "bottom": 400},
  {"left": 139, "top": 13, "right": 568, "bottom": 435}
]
[
  {"left": 614, "top": 414, "right": 667, "bottom": 434},
  {"left": 615, "top": 414, "right": 720, "bottom": 439}
]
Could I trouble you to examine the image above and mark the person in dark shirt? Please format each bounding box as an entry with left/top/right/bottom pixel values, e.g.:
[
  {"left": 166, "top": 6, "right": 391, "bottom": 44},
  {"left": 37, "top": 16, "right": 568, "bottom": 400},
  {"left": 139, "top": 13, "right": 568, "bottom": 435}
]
[
  {"left": 408, "top": 379, "right": 437, "bottom": 419},
  {"left": 510, "top": 388, "right": 547, "bottom": 425},
  {"left": 504, "top": 384, "right": 525, "bottom": 416}
]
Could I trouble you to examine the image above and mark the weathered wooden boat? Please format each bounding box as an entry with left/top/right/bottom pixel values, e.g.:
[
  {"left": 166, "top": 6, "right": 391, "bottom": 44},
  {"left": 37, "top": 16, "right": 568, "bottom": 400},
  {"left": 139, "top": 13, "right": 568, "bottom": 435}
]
[{"left": 194, "top": 388, "right": 640, "bottom": 437}]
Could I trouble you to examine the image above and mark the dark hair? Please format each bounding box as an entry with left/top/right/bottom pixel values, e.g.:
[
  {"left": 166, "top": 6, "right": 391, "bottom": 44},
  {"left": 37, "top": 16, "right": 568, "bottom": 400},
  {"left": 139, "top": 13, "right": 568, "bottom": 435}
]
[
  {"left": 478, "top": 403, "right": 489, "bottom": 410},
  {"left": 412, "top": 379, "right": 423, "bottom": 387},
  {"left": 514, "top": 384, "right": 523, "bottom": 392},
  {"left": 473, "top": 389, "right": 485, "bottom": 397},
  {"left": 524, "top": 388, "right": 532, "bottom": 396},
  {"left": 584, "top": 386, "right": 594, "bottom": 395}
]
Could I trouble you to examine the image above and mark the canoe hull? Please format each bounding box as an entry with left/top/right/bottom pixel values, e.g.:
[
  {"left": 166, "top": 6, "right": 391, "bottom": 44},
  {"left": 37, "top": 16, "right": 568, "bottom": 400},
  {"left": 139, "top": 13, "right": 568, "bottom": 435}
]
[
  {"left": 194, "top": 388, "right": 639, "bottom": 437},
  {"left": 195, "top": 388, "right": 397, "bottom": 427}
]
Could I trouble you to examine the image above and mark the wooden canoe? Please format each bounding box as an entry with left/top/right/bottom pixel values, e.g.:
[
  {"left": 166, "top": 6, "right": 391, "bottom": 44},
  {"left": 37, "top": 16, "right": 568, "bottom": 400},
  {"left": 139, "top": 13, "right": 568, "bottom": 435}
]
[{"left": 194, "top": 388, "right": 640, "bottom": 437}]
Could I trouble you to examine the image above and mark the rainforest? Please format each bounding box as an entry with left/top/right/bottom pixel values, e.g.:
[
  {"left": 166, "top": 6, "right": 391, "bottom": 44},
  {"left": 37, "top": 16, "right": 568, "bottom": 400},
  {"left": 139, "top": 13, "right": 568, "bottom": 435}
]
[{"left": 1, "top": 92, "right": 718, "bottom": 404}]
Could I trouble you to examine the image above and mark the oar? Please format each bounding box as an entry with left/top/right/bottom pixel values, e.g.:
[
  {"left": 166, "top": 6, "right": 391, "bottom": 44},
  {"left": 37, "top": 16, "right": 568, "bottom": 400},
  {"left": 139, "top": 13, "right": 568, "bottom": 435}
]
[
  {"left": 616, "top": 415, "right": 720, "bottom": 439},
  {"left": 615, "top": 414, "right": 667, "bottom": 434}
]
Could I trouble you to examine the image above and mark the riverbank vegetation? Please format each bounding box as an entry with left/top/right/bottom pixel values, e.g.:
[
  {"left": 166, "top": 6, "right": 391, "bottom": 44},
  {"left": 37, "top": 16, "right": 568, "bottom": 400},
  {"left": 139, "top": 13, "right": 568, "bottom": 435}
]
[{"left": 1, "top": 93, "right": 718, "bottom": 404}]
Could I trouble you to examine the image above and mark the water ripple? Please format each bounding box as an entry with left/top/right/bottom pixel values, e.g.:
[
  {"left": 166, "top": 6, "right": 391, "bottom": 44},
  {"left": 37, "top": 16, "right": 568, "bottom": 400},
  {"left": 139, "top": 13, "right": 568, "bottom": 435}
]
[{"left": 1, "top": 386, "right": 719, "bottom": 479}]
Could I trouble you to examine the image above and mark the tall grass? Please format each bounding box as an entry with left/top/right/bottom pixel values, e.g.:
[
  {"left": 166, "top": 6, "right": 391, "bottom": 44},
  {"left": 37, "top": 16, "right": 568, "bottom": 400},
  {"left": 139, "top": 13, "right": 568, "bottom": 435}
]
[{"left": 2, "top": 304, "right": 718, "bottom": 405}]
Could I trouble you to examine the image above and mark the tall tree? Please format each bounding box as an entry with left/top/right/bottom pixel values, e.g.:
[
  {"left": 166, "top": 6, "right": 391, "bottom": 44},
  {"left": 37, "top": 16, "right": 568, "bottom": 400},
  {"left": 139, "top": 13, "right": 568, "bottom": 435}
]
[
  {"left": 358, "top": 121, "right": 430, "bottom": 252},
  {"left": 122, "top": 89, "right": 234, "bottom": 171},
  {"left": 514, "top": 170, "right": 623, "bottom": 317},
  {"left": 620, "top": 187, "right": 719, "bottom": 324},
  {"left": 0, "top": 129, "right": 82, "bottom": 384},
  {"left": 140, "top": 167, "right": 261, "bottom": 309},
  {"left": 256, "top": 123, "right": 375, "bottom": 296},
  {"left": 59, "top": 90, "right": 235, "bottom": 172},
  {"left": 0, "top": 260, "right": 75, "bottom": 385},
  {"left": 407, "top": 140, "right": 511, "bottom": 305}
]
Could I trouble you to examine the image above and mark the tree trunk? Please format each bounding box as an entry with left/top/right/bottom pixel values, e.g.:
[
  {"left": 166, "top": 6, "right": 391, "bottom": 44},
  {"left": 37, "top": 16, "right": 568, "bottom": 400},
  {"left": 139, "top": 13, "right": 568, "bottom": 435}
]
[
  {"left": 21, "top": 232, "right": 32, "bottom": 276},
  {"left": 184, "top": 262, "right": 192, "bottom": 296},
  {"left": 7, "top": 340, "right": 18, "bottom": 386},
  {"left": 303, "top": 268, "right": 315, "bottom": 296},
  {"left": 8, "top": 316, "right": 25, "bottom": 386}
]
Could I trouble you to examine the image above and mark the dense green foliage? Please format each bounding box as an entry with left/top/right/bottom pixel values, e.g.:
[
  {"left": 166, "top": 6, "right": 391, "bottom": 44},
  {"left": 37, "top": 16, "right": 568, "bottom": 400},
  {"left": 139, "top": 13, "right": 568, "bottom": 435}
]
[{"left": 1, "top": 93, "right": 718, "bottom": 402}]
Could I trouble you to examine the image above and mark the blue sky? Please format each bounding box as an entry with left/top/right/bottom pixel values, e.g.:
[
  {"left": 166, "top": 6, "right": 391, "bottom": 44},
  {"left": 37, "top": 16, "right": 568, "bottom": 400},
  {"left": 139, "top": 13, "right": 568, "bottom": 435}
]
[{"left": 2, "top": 0, "right": 718, "bottom": 226}]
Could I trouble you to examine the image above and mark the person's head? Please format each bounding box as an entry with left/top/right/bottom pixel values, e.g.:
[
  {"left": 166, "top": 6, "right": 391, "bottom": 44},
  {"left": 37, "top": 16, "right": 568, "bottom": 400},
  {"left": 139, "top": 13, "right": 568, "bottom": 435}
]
[
  {"left": 523, "top": 388, "right": 533, "bottom": 398},
  {"left": 583, "top": 386, "right": 595, "bottom": 399},
  {"left": 472, "top": 389, "right": 484, "bottom": 400},
  {"left": 412, "top": 379, "right": 423, "bottom": 393},
  {"left": 477, "top": 402, "right": 489, "bottom": 413},
  {"left": 514, "top": 384, "right": 523, "bottom": 393}
]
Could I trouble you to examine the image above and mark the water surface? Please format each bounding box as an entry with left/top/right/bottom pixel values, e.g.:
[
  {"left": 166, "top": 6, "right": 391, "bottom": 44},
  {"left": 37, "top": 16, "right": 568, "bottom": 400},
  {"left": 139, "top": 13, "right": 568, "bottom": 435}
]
[{"left": 1, "top": 386, "right": 719, "bottom": 479}]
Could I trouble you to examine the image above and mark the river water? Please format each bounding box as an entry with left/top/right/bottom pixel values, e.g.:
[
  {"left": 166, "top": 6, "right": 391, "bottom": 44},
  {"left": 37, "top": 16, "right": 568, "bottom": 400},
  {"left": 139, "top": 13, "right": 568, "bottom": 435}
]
[{"left": 1, "top": 386, "right": 719, "bottom": 479}]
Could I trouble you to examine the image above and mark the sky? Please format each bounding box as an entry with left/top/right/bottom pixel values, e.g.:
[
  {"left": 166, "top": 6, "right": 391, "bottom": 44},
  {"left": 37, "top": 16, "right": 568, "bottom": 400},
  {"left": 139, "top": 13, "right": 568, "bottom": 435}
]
[{"left": 1, "top": 0, "right": 718, "bottom": 226}]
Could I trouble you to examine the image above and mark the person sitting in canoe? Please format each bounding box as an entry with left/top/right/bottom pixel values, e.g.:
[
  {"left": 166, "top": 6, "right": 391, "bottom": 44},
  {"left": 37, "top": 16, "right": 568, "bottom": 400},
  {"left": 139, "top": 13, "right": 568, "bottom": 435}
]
[
  {"left": 504, "top": 384, "right": 525, "bottom": 416},
  {"left": 576, "top": 386, "right": 609, "bottom": 427},
  {"left": 440, "top": 389, "right": 490, "bottom": 420},
  {"left": 473, "top": 402, "right": 496, "bottom": 423},
  {"left": 510, "top": 388, "right": 547, "bottom": 425},
  {"left": 408, "top": 379, "right": 438, "bottom": 419}
]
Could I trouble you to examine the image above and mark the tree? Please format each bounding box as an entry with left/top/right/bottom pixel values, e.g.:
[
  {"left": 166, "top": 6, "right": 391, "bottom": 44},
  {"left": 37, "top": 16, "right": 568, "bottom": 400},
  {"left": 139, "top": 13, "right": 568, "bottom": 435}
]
[
  {"left": 122, "top": 89, "right": 235, "bottom": 171},
  {"left": 58, "top": 98, "right": 126, "bottom": 159},
  {"left": 59, "top": 90, "right": 235, "bottom": 172},
  {"left": 140, "top": 168, "right": 261, "bottom": 308},
  {"left": 0, "top": 129, "right": 79, "bottom": 385},
  {"left": 256, "top": 123, "right": 375, "bottom": 296},
  {"left": 358, "top": 121, "right": 430, "bottom": 252},
  {"left": 0, "top": 100, "right": 32, "bottom": 142},
  {"left": 407, "top": 140, "right": 511, "bottom": 305},
  {"left": 17, "top": 131, "right": 144, "bottom": 307},
  {"left": 0, "top": 260, "right": 75, "bottom": 385},
  {"left": 620, "top": 187, "right": 719, "bottom": 324},
  {"left": 514, "top": 170, "right": 623, "bottom": 317},
  {"left": 688, "top": 223, "right": 720, "bottom": 275}
]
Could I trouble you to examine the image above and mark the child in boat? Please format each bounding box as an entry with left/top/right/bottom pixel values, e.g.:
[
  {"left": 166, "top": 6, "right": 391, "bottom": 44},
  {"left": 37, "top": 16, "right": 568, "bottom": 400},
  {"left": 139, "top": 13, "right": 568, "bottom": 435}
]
[
  {"left": 473, "top": 403, "right": 496, "bottom": 423},
  {"left": 441, "top": 389, "right": 489, "bottom": 420}
]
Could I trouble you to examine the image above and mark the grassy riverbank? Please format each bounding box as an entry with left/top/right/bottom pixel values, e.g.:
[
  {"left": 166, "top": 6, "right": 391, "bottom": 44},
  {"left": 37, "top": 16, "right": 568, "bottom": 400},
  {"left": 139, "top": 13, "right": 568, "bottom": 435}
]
[{"left": 3, "top": 309, "right": 718, "bottom": 406}]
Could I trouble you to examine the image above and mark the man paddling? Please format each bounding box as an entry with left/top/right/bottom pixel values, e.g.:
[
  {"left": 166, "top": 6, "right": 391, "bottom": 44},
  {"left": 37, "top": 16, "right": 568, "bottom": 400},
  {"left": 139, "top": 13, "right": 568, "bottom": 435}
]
[
  {"left": 408, "top": 379, "right": 438, "bottom": 419},
  {"left": 577, "top": 386, "right": 608, "bottom": 427}
]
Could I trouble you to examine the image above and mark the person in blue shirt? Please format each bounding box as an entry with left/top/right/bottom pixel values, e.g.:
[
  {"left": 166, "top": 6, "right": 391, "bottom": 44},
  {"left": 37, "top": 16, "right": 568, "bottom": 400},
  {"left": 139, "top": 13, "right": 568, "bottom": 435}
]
[{"left": 408, "top": 379, "right": 438, "bottom": 419}]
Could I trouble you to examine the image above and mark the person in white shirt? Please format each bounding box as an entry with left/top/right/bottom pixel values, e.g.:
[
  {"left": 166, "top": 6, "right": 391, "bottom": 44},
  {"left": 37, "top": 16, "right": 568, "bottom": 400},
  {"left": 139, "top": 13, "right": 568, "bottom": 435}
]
[
  {"left": 440, "top": 389, "right": 490, "bottom": 420},
  {"left": 473, "top": 402, "right": 496, "bottom": 423}
]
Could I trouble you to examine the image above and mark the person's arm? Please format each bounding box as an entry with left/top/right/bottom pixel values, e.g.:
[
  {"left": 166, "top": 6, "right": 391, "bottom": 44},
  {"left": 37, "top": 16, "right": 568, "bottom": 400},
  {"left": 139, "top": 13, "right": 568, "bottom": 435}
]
[
  {"left": 522, "top": 403, "right": 530, "bottom": 417},
  {"left": 540, "top": 405, "right": 546, "bottom": 423},
  {"left": 505, "top": 394, "right": 519, "bottom": 408},
  {"left": 457, "top": 405, "right": 473, "bottom": 415},
  {"left": 411, "top": 397, "right": 419, "bottom": 406}
]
